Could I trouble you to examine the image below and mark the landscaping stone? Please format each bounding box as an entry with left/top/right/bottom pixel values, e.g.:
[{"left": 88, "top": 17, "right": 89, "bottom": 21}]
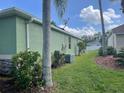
[
  {"left": 0, "top": 76, "right": 15, "bottom": 93},
  {"left": 0, "top": 59, "right": 13, "bottom": 76}
]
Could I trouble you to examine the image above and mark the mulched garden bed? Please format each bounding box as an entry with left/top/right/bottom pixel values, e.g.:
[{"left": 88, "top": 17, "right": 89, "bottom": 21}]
[
  {"left": 0, "top": 76, "right": 54, "bottom": 93},
  {"left": 95, "top": 55, "right": 124, "bottom": 69},
  {"left": 0, "top": 76, "right": 15, "bottom": 93}
]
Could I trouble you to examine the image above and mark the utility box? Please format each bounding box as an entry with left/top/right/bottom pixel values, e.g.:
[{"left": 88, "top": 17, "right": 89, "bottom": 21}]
[{"left": 65, "top": 54, "right": 75, "bottom": 63}]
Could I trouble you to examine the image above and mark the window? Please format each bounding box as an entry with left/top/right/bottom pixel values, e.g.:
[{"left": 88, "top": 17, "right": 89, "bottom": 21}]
[{"left": 69, "top": 36, "right": 71, "bottom": 49}]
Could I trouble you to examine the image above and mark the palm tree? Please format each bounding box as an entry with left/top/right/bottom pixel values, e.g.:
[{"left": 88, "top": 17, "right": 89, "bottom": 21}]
[
  {"left": 42, "top": 0, "right": 67, "bottom": 87},
  {"left": 121, "top": 0, "right": 124, "bottom": 12},
  {"left": 98, "top": 0, "right": 107, "bottom": 55},
  {"left": 110, "top": 0, "right": 124, "bottom": 12}
]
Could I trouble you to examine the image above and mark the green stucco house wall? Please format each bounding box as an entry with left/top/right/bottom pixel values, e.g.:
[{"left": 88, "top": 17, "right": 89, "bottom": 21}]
[{"left": 0, "top": 7, "right": 81, "bottom": 59}]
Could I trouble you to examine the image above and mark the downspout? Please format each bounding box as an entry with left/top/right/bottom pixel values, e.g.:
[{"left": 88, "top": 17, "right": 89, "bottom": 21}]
[{"left": 26, "top": 18, "right": 33, "bottom": 49}]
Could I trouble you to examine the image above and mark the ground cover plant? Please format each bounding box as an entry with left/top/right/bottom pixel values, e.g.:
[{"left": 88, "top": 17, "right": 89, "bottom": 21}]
[
  {"left": 116, "top": 48, "right": 124, "bottom": 66},
  {"left": 98, "top": 46, "right": 117, "bottom": 56}
]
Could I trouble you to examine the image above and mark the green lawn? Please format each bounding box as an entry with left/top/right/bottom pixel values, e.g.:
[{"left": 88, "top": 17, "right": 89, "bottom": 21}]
[{"left": 53, "top": 51, "right": 124, "bottom": 93}]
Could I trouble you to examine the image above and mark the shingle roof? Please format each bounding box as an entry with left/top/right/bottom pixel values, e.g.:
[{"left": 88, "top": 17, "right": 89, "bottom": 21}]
[
  {"left": 112, "top": 24, "right": 124, "bottom": 34},
  {"left": 0, "top": 7, "right": 81, "bottom": 40}
]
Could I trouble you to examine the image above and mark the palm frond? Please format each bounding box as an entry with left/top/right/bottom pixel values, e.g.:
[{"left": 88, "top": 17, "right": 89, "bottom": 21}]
[
  {"left": 54, "top": 0, "right": 68, "bottom": 18},
  {"left": 110, "top": 0, "right": 117, "bottom": 1},
  {"left": 121, "top": 0, "right": 124, "bottom": 13},
  {"left": 110, "top": 0, "right": 124, "bottom": 13}
]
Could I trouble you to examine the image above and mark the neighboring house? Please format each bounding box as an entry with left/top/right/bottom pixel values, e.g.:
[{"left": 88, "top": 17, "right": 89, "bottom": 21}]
[
  {"left": 0, "top": 7, "right": 81, "bottom": 59},
  {"left": 108, "top": 24, "right": 124, "bottom": 52}
]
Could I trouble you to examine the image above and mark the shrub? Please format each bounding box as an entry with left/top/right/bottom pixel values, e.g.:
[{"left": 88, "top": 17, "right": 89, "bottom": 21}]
[
  {"left": 107, "top": 46, "right": 117, "bottom": 56},
  {"left": 12, "top": 50, "right": 42, "bottom": 90},
  {"left": 77, "top": 41, "right": 86, "bottom": 56},
  {"left": 116, "top": 58, "right": 124, "bottom": 66},
  {"left": 52, "top": 50, "right": 65, "bottom": 68},
  {"left": 116, "top": 48, "right": 124, "bottom": 66},
  {"left": 117, "top": 48, "right": 124, "bottom": 58},
  {"left": 98, "top": 46, "right": 116, "bottom": 56},
  {"left": 98, "top": 47, "right": 103, "bottom": 56}
]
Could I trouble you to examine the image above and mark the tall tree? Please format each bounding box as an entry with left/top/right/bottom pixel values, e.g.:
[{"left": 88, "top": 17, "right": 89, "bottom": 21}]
[
  {"left": 121, "top": 0, "right": 124, "bottom": 12},
  {"left": 42, "top": 0, "right": 52, "bottom": 87},
  {"left": 98, "top": 0, "right": 107, "bottom": 55},
  {"left": 42, "top": 0, "right": 67, "bottom": 87},
  {"left": 111, "top": 0, "right": 124, "bottom": 13}
]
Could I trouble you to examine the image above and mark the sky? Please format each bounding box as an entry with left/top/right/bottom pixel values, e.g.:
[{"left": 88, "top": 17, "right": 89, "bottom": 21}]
[{"left": 0, "top": 0, "right": 124, "bottom": 36}]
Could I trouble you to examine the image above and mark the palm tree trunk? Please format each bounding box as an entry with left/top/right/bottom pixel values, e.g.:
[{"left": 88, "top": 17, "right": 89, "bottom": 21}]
[
  {"left": 42, "top": 0, "right": 53, "bottom": 87},
  {"left": 98, "top": 0, "right": 107, "bottom": 55}
]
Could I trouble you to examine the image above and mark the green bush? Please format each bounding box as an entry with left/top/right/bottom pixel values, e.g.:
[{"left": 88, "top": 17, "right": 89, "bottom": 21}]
[
  {"left": 98, "top": 47, "right": 103, "bottom": 56},
  {"left": 98, "top": 46, "right": 116, "bottom": 56},
  {"left": 77, "top": 41, "right": 86, "bottom": 56},
  {"left": 52, "top": 50, "right": 65, "bottom": 68},
  {"left": 117, "top": 48, "right": 124, "bottom": 66},
  {"left": 117, "top": 58, "right": 124, "bottom": 66},
  {"left": 107, "top": 46, "right": 117, "bottom": 56},
  {"left": 117, "top": 48, "right": 124, "bottom": 58},
  {"left": 12, "top": 50, "right": 42, "bottom": 90}
]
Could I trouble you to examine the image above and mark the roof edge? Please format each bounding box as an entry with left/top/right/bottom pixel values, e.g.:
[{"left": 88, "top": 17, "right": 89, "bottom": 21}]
[{"left": 0, "top": 7, "right": 81, "bottom": 40}]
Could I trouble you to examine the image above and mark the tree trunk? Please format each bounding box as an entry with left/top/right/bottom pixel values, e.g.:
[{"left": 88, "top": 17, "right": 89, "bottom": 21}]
[
  {"left": 42, "top": 0, "right": 53, "bottom": 87},
  {"left": 98, "top": 0, "right": 107, "bottom": 56}
]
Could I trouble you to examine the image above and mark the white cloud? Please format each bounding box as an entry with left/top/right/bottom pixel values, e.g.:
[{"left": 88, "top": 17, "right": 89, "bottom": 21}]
[
  {"left": 106, "top": 24, "right": 122, "bottom": 31},
  {"left": 80, "top": 6, "right": 121, "bottom": 24},
  {"left": 59, "top": 25, "right": 97, "bottom": 37},
  {"left": 104, "top": 9, "right": 121, "bottom": 19}
]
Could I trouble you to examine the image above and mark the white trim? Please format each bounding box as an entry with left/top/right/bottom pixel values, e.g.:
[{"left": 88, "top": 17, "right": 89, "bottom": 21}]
[{"left": 0, "top": 55, "right": 12, "bottom": 59}]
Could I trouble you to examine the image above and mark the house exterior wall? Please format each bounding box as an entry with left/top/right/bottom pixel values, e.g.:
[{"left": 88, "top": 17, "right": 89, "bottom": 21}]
[
  {"left": 0, "top": 16, "right": 16, "bottom": 59},
  {"left": 70, "top": 37, "right": 78, "bottom": 55},
  {"left": 51, "top": 29, "right": 79, "bottom": 55},
  {"left": 108, "top": 33, "right": 124, "bottom": 52},
  {"left": 108, "top": 33, "right": 116, "bottom": 49},
  {"left": 116, "top": 34, "right": 124, "bottom": 51},
  {"left": 15, "top": 16, "right": 80, "bottom": 57},
  {"left": 51, "top": 29, "right": 67, "bottom": 54},
  {"left": 108, "top": 34, "right": 113, "bottom": 47},
  {"left": 16, "top": 17, "right": 27, "bottom": 53},
  {"left": 29, "top": 22, "right": 43, "bottom": 54},
  {"left": 113, "top": 34, "right": 117, "bottom": 49},
  {"left": 67, "top": 37, "right": 79, "bottom": 55}
]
